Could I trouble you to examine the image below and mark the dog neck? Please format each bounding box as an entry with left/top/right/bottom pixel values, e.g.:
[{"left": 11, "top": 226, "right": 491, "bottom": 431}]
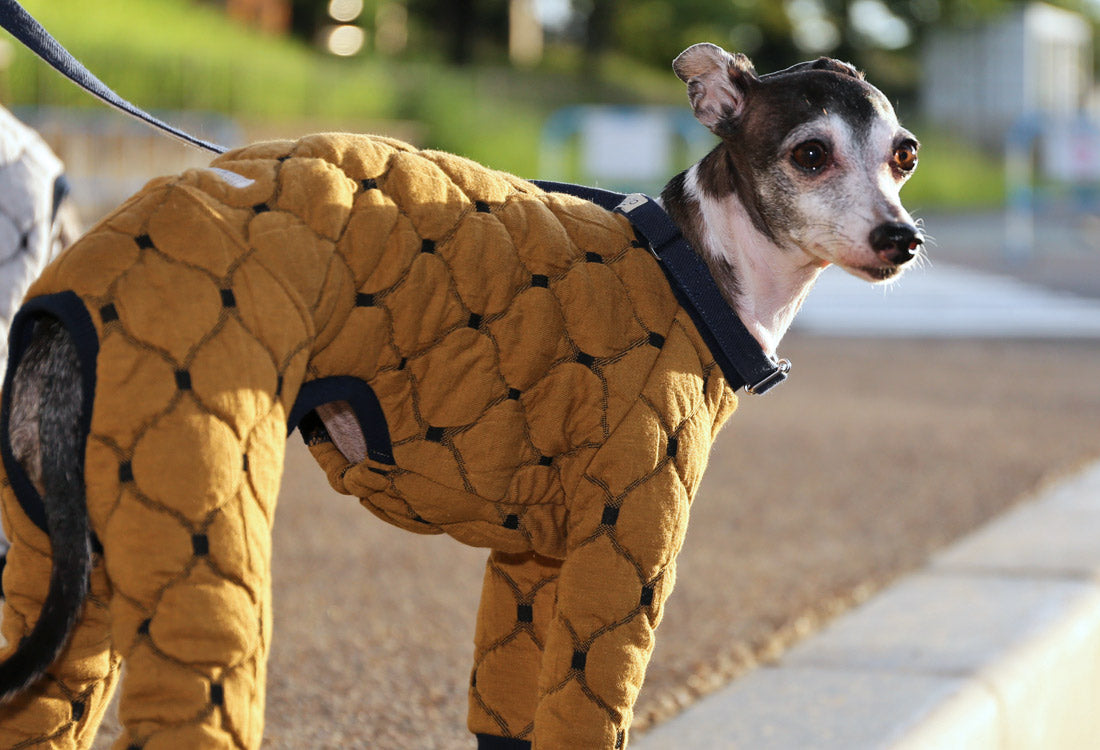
[{"left": 662, "top": 161, "right": 826, "bottom": 358}]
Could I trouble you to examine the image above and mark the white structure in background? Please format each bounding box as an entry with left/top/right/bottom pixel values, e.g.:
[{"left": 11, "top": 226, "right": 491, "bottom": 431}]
[
  {"left": 923, "top": 3, "right": 1099, "bottom": 261},
  {"left": 541, "top": 106, "right": 714, "bottom": 193},
  {"left": 0, "top": 106, "right": 76, "bottom": 374},
  {"left": 921, "top": 2, "right": 1092, "bottom": 149}
]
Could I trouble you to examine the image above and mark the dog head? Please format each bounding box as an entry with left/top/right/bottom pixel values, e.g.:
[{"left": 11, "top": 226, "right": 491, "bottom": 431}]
[{"left": 674, "top": 43, "right": 922, "bottom": 283}]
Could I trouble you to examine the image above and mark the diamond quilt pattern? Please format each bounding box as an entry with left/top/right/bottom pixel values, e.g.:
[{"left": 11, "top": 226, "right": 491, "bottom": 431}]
[{"left": 0, "top": 133, "right": 738, "bottom": 748}]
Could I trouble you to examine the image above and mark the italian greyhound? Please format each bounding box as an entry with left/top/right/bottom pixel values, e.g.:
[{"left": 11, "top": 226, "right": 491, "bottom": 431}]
[
  {"left": 0, "top": 43, "right": 920, "bottom": 747},
  {"left": 664, "top": 45, "right": 922, "bottom": 355}
]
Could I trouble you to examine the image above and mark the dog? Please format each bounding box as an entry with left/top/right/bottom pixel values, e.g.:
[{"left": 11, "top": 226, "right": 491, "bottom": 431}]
[
  {"left": 0, "top": 104, "right": 79, "bottom": 566},
  {"left": 0, "top": 43, "right": 920, "bottom": 749},
  {"left": 0, "top": 104, "right": 79, "bottom": 380}
]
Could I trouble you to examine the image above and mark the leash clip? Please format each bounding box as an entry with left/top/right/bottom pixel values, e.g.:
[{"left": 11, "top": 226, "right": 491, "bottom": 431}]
[{"left": 746, "top": 359, "right": 791, "bottom": 395}]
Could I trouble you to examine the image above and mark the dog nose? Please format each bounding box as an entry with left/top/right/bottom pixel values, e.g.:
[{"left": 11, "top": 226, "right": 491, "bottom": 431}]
[{"left": 870, "top": 222, "right": 922, "bottom": 265}]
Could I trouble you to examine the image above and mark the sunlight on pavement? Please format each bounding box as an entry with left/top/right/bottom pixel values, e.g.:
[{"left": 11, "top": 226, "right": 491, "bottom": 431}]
[{"left": 795, "top": 263, "right": 1100, "bottom": 339}]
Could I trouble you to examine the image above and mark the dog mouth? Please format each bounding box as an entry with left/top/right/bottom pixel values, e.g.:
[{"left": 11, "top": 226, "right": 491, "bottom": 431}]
[
  {"left": 829, "top": 255, "right": 904, "bottom": 282},
  {"left": 858, "top": 263, "right": 902, "bottom": 282},
  {"left": 801, "top": 239, "right": 913, "bottom": 283}
]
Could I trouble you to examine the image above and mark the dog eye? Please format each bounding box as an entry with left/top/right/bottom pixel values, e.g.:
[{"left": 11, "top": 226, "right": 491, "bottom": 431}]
[
  {"left": 893, "top": 144, "right": 918, "bottom": 172},
  {"left": 791, "top": 141, "right": 829, "bottom": 172}
]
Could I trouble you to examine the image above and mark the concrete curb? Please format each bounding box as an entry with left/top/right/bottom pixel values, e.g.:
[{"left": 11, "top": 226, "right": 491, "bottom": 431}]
[{"left": 634, "top": 460, "right": 1100, "bottom": 749}]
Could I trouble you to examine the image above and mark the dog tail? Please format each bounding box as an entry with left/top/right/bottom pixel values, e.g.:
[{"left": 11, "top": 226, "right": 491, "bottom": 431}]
[{"left": 0, "top": 317, "right": 91, "bottom": 701}]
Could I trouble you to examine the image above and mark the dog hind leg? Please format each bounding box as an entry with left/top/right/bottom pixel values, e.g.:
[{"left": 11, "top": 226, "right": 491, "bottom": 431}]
[
  {"left": 1, "top": 312, "right": 290, "bottom": 748},
  {"left": 0, "top": 547, "right": 119, "bottom": 748},
  {"left": 98, "top": 367, "right": 287, "bottom": 749},
  {"left": 0, "top": 317, "right": 122, "bottom": 747}
]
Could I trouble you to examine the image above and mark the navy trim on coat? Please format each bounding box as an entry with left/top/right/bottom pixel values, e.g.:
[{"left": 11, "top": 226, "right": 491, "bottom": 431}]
[
  {"left": 288, "top": 376, "right": 396, "bottom": 466},
  {"left": 0, "top": 291, "right": 100, "bottom": 539},
  {"left": 475, "top": 735, "right": 531, "bottom": 750}
]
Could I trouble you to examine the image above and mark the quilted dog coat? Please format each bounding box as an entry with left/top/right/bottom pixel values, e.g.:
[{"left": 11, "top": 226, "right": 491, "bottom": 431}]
[{"left": 0, "top": 133, "right": 738, "bottom": 749}]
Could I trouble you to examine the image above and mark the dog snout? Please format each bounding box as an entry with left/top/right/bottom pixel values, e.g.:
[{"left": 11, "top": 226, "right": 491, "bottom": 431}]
[{"left": 869, "top": 222, "right": 922, "bottom": 265}]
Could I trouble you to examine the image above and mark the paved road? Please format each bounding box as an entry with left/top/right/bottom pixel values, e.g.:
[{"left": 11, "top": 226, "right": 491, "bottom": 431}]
[
  {"left": 917, "top": 209, "right": 1100, "bottom": 298},
  {"left": 796, "top": 261, "right": 1100, "bottom": 338},
  {"left": 796, "top": 208, "right": 1100, "bottom": 339}
]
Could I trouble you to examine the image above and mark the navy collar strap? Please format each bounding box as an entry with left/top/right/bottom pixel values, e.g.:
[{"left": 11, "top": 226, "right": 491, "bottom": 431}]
[{"left": 533, "top": 180, "right": 790, "bottom": 395}]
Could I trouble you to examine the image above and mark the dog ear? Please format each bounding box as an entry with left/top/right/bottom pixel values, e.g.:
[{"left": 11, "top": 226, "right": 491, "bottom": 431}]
[{"left": 673, "top": 43, "right": 757, "bottom": 134}]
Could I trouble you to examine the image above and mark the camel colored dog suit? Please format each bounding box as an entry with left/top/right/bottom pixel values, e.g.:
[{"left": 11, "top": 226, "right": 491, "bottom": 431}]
[{"left": 0, "top": 133, "right": 739, "bottom": 749}]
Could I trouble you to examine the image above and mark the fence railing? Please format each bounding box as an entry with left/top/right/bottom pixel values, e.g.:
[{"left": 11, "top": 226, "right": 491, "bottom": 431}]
[{"left": 14, "top": 106, "right": 243, "bottom": 221}]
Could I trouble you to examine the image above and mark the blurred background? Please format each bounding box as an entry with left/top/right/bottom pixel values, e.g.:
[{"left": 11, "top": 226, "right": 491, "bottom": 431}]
[
  {"left": 2, "top": 0, "right": 1099, "bottom": 278},
  {"left": 0, "top": 0, "right": 1069, "bottom": 217},
  {"left": 5, "top": 2, "right": 1100, "bottom": 747}
]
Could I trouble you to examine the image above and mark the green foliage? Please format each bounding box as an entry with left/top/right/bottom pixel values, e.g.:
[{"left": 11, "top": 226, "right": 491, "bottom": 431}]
[
  {"left": 2, "top": 0, "right": 1006, "bottom": 203},
  {"left": 610, "top": 0, "right": 790, "bottom": 75},
  {"left": 5, "top": 0, "right": 400, "bottom": 119},
  {"left": 1, "top": 0, "right": 548, "bottom": 174}
]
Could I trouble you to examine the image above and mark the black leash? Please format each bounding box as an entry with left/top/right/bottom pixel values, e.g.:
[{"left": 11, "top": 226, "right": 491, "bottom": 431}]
[
  {"left": 0, "top": 0, "right": 228, "bottom": 154},
  {"left": 533, "top": 181, "right": 790, "bottom": 395}
]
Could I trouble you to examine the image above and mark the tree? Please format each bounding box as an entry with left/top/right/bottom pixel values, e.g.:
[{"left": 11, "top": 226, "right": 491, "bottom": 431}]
[
  {"left": 591, "top": 0, "right": 1018, "bottom": 90},
  {"left": 582, "top": 0, "right": 617, "bottom": 76},
  {"left": 405, "top": 0, "right": 510, "bottom": 65}
]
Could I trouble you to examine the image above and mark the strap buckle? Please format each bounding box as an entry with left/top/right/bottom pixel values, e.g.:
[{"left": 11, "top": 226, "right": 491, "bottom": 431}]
[
  {"left": 616, "top": 193, "right": 664, "bottom": 260},
  {"left": 746, "top": 359, "right": 791, "bottom": 395},
  {"left": 615, "top": 193, "right": 648, "bottom": 214}
]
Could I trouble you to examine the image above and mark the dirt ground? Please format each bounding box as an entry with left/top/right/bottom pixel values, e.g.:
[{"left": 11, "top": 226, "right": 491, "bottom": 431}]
[{"left": 246, "top": 333, "right": 1100, "bottom": 749}]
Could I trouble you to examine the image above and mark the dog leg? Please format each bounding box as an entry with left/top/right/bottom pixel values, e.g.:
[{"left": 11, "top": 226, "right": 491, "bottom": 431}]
[
  {"left": 468, "top": 550, "right": 561, "bottom": 744},
  {"left": 0, "top": 318, "right": 121, "bottom": 747},
  {"left": 99, "top": 401, "right": 286, "bottom": 749},
  {"left": 0, "top": 533, "right": 119, "bottom": 749},
  {"left": 531, "top": 396, "right": 701, "bottom": 749},
  {"left": 0, "top": 528, "right": 120, "bottom": 749}
]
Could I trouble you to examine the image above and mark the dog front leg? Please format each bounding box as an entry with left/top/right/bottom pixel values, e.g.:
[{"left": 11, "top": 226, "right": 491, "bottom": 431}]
[
  {"left": 468, "top": 550, "right": 561, "bottom": 746},
  {"left": 532, "top": 420, "right": 692, "bottom": 748},
  {"left": 0, "top": 484, "right": 121, "bottom": 749}
]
